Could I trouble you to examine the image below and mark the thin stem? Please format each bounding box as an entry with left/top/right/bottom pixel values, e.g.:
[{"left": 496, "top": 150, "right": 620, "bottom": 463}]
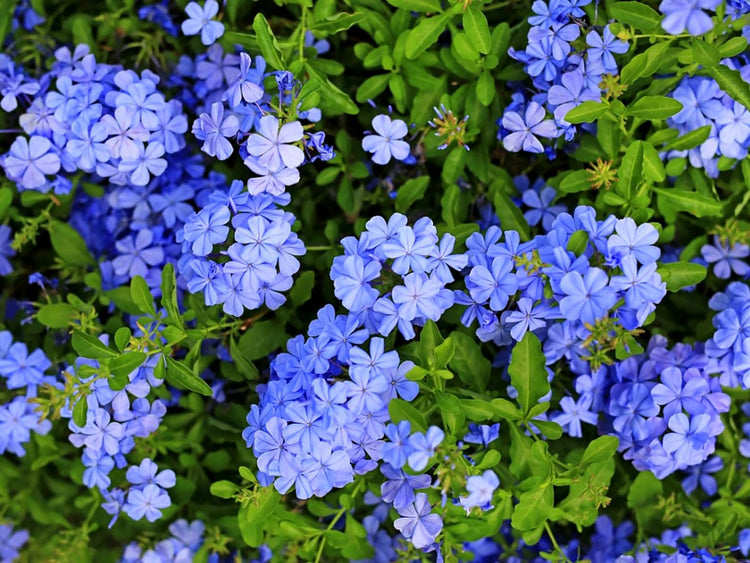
[{"left": 544, "top": 521, "right": 572, "bottom": 562}]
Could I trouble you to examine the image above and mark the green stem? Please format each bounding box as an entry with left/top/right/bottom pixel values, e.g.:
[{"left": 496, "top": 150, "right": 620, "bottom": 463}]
[{"left": 544, "top": 522, "right": 571, "bottom": 562}]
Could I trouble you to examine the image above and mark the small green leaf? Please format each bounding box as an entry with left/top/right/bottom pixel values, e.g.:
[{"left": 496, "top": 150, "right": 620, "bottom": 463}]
[
  {"left": 691, "top": 38, "right": 720, "bottom": 67},
  {"left": 609, "top": 1, "right": 661, "bottom": 32},
  {"left": 130, "top": 276, "right": 156, "bottom": 316},
  {"left": 462, "top": 6, "right": 491, "bottom": 55},
  {"left": 564, "top": 101, "right": 607, "bottom": 124},
  {"left": 0, "top": 187, "right": 12, "bottom": 220},
  {"left": 72, "top": 330, "right": 118, "bottom": 359},
  {"left": 654, "top": 187, "right": 723, "bottom": 217},
  {"left": 580, "top": 435, "right": 620, "bottom": 466},
  {"left": 566, "top": 230, "right": 589, "bottom": 256},
  {"left": 493, "top": 190, "right": 530, "bottom": 241},
  {"left": 72, "top": 396, "right": 88, "bottom": 427},
  {"left": 512, "top": 483, "right": 553, "bottom": 531},
  {"left": 210, "top": 480, "right": 239, "bottom": 499},
  {"left": 160, "top": 263, "right": 181, "bottom": 327},
  {"left": 395, "top": 176, "right": 430, "bottom": 213},
  {"left": 663, "top": 125, "right": 711, "bottom": 151},
  {"left": 290, "top": 271, "right": 315, "bottom": 306},
  {"left": 642, "top": 142, "right": 666, "bottom": 183},
  {"left": 310, "top": 12, "right": 365, "bottom": 34},
  {"left": 109, "top": 352, "right": 147, "bottom": 379},
  {"left": 36, "top": 303, "right": 76, "bottom": 329},
  {"left": 508, "top": 333, "right": 549, "bottom": 416},
  {"left": 475, "top": 70, "right": 495, "bottom": 106},
  {"left": 229, "top": 337, "right": 260, "bottom": 381},
  {"left": 405, "top": 10, "right": 455, "bottom": 60},
  {"left": 656, "top": 261, "right": 707, "bottom": 291},
  {"left": 48, "top": 220, "right": 95, "bottom": 266},
  {"left": 619, "top": 141, "right": 645, "bottom": 198},
  {"left": 476, "top": 450, "right": 501, "bottom": 470},
  {"left": 385, "top": 0, "right": 441, "bottom": 11},
  {"left": 238, "top": 319, "right": 287, "bottom": 361},
  {"left": 389, "top": 398, "right": 427, "bottom": 432},
  {"left": 626, "top": 96, "right": 683, "bottom": 120},
  {"left": 706, "top": 64, "right": 750, "bottom": 111},
  {"left": 252, "top": 13, "right": 285, "bottom": 70},
  {"left": 436, "top": 392, "right": 465, "bottom": 434},
  {"left": 114, "top": 327, "right": 132, "bottom": 352},
  {"left": 164, "top": 356, "right": 213, "bottom": 396},
  {"left": 558, "top": 170, "right": 591, "bottom": 194},
  {"left": 448, "top": 332, "right": 491, "bottom": 392}
]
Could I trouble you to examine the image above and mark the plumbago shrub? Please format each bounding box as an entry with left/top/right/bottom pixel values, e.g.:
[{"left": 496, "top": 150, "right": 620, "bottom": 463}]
[{"left": 2, "top": 0, "right": 750, "bottom": 562}]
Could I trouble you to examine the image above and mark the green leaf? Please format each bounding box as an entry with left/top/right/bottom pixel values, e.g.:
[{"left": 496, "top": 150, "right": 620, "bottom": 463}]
[
  {"left": 508, "top": 333, "right": 549, "bottom": 416},
  {"left": 493, "top": 190, "right": 530, "bottom": 241},
  {"left": 626, "top": 96, "right": 683, "bottom": 120},
  {"left": 609, "top": 1, "right": 661, "bottom": 32},
  {"left": 36, "top": 303, "right": 76, "bottom": 329},
  {"left": 462, "top": 6, "right": 491, "bottom": 55},
  {"left": 491, "top": 398, "right": 522, "bottom": 421},
  {"left": 304, "top": 64, "right": 359, "bottom": 115},
  {"left": 656, "top": 261, "right": 707, "bottom": 291},
  {"left": 532, "top": 419, "right": 562, "bottom": 440},
  {"left": 566, "top": 230, "right": 589, "bottom": 256},
  {"left": 160, "top": 263, "right": 181, "bottom": 327},
  {"left": 476, "top": 449, "right": 501, "bottom": 470},
  {"left": 0, "top": 186, "right": 12, "bottom": 220},
  {"left": 405, "top": 10, "right": 455, "bottom": 60},
  {"left": 691, "top": 38, "right": 720, "bottom": 67},
  {"left": 596, "top": 116, "right": 621, "bottom": 159},
  {"left": 475, "top": 70, "right": 495, "bottom": 106},
  {"left": 512, "top": 483, "right": 553, "bottom": 531},
  {"left": 618, "top": 141, "right": 644, "bottom": 198},
  {"left": 229, "top": 337, "right": 260, "bottom": 380},
  {"left": 654, "top": 187, "right": 723, "bottom": 217},
  {"left": 386, "top": 0, "right": 441, "bottom": 11},
  {"left": 130, "top": 276, "right": 156, "bottom": 316},
  {"left": 238, "top": 319, "right": 287, "bottom": 361},
  {"left": 395, "top": 176, "right": 430, "bottom": 213},
  {"left": 558, "top": 170, "right": 591, "bottom": 194},
  {"left": 706, "top": 64, "right": 750, "bottom": 111},
  {"left": 114, "top": 327, "right": 131, "bottom": 352},
  {"left": 290, "top": 271, "right": 315, "bottom": 306},
  {"left": 72, "top": 396, "right": 88, "bottom": 428},
  {"left": 564, "top": 101, "right": 607, "bottom": 124},
  {"left": 48, "top": 220, "right": 95, "bottom": 266},
  {"left": 437, "top": 392, "right": 465, "bottom": 434},
  {"left": 252, "top": 13, "right": 285, "bottom": 70},
  {"left": 663, "top": 125, "right": 711, "bottom": 151},
  {"left": 238, "top": 487, "right": 280, "bottom": 547},
  {"left": 164, "top": 356, "right": 213, "bottom": 396},
  {"left": 388, "top": 398, "right": 427, "bottom": 432},
  {"left": 72, "top": 330, "right": 118, "bottom": 359},
  {"left": 580, "top": 435, "right": 620, "bottom": 466},
  {"left": 415, "top": 320, "right": 444, "bottom": 369},
  {"left": 642, "top": 142, "right": 666, "bottom": 183},
  {"left": 109, "top": 352, "right": 147, "bottom": 379},
  {"left": 460, "top": 399, "right": 495, "bottom": 421},
  {"left": 310, "top": 12, "right": 365, "bottom": 34},
  {"left": 448, "top": 332, "right": 491, "bottom": 392},
  {"left": 210, "top": 480, "right": 239, "bottom": 499},
  {"left": 355, "top": 73, "right": 391, "bottom": 103}
]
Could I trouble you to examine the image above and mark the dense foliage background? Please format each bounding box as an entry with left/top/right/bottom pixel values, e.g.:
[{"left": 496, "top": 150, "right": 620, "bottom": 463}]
[{"left": 1, "top": 0, "right": 750, "bottom": 561}]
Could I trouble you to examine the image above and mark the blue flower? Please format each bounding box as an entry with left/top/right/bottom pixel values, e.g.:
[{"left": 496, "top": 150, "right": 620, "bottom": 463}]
[
  {"left": 659, "top": 0, "right": 720, "bottom": 35},
  {"left": 702, "top": 236, "right": 750, "bottom": 279},
  {"left": 193, "top": 102, "right": 239, "bottom": 160},
  {"left": 585, "top": 26, "right": 628, "bottom": 74},
  {"left": 181, "top": 0, "right": 225, "bottom": 46},
  {"left": 392, "top": 273, "right": 445, "bottom": 322},
  {"left": 458, "top": 470, "right": 499, "bottom": 513},
  {"left": 3, "top": 135, "right": 61, "bottom": 190},
  {"left": 607, "top": 218, "right": 661, "bottom": 265},
  {"left": 182, "top": 205, "right": 230, "bottom": 256},
  {"left": 0, "top": 525, "right": 28, "bottom": 563},
  {"left": 361, "top": 114, "right": 410, "bottom": 165},
  {"left": 124, "top": 483, "right": 172, "bottom": 522},
  {"left": 559, "top": 268, "right": 617, "bottom": 325},
  {"left": 246, "top": 115, "right": 305, "bottom": 171},
  {"left": 467, "top": 256, "right": 519, "bottom": 312},
  {"left": 464, "top": 423, "right": 500, "bottom": 447},
  {"left": 552, "top": 395, "right": 597, "bottom": 438},
  {"left": 112, "top": 229, "right": 165, "bottom": 279},
  {"left": 394, "top": 492, "right": 443, "bottom": 550},
  {"left": 407, "top": 426, "right": 444, "bottom": 471},
  {"left": 126, "top": 458, "right": 176, "bottom": 489},
  {"left": 662, "top": 413, "right": 713, "bottom": 468},
  {"left": 382, "top": 421, "right": 414, "bottom": 469},
  {"left": 224, "top": 52, "right": 265, "bottom": 107},
  {"left": 502, "top": 102, "right": 557, "bottom": 153},
  {"left": 380, "top": 463, "right": 430, "bottom": 511}
]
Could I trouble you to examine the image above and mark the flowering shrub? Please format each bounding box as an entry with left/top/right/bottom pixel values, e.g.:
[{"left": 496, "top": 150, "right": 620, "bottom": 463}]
[{"left": 1, "top": 0, "right": 750, "bottom": 561}]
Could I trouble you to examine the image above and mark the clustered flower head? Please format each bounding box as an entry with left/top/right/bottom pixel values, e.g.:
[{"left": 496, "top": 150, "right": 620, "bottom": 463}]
[
  {"left": 498, "top": 0, "right": 628, "bottom": 155},
  {"left": 665, "top": 62, "right": 750, "bottom": 178}
]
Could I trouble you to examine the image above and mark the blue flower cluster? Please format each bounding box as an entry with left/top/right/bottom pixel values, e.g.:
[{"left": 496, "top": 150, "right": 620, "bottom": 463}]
[
  {"left": 0, "top": 44, "right": 186, "bottom": 193},
  {"left": 666, "top": 59, "right": 750, "bottom": 177},
  {"left": 705, "top": 281, "right": 750, "bottom": 389},
  {"left": 63, "top": 348, "right": 175, "bottom": 526},
  {"left": 458, "top": 205, "right": 666, "bottom": 346},
  {"left": 330, "top": 213, "right": 467, "bottom": 339},
  {"left": 0, "top": 524, "right": 28, "bottom": 563},
  {"left": 659, "top": 0, "right": 721, "bottom": 35},
  {"left": 562, "top": 336, "right": 730, "bottom": 478},
  {"left": 121, "top": 519, "right": 207, "bottom": 562},
  {"left": 0, "top": 331, "right": 53, "bottom": 457},
  {"left": 177, "top": 183, "right": 306, "bottom": 315},
  {"left": 499, "top": 0, "right": 628, "bottom": 154}
]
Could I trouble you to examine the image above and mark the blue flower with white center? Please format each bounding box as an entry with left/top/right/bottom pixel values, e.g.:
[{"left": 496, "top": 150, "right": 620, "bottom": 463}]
[{"left": 361, "top": 114, "right": 410, "bottom": 165}]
